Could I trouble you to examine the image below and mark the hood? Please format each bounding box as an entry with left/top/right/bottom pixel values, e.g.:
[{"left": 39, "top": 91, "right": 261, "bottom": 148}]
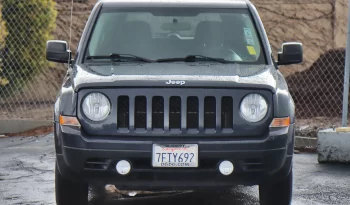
[{"left": 72, "top": 62, "right": 279, "bottom": 92}]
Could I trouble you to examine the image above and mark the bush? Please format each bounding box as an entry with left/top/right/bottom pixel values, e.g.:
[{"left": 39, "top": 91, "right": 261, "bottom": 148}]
[
  {"left": 0, "top": 0, "right": 57, "bottom": 95},
  {"left": 0, "top": 4, "right": 7, "bottom": 49},
  {"left": 0, "top": 4, "right": 8, "bottom": 87},
  {"left": 0, "top": 68, "right": 9, "bottom": 86}
]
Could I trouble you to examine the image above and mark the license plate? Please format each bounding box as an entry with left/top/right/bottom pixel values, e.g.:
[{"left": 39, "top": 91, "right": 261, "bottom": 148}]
[{"left": 152, "top": 144, "right": 198, "bottom": 168}]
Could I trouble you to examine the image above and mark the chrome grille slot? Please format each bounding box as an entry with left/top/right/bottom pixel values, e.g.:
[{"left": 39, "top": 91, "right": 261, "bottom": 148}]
[
  {"left": 221, "top": 97, "right": 233, "bottom": 129},
  {"left": 152, "top": 96, "right": 164, "bottom": 129},
  {"left": 135, "top": 96, "right": 147, "bottom": 129},
  {"left": 187, "top": 96, "right": 199, "bottom": 129},
  {"left": 204, "top": 97, "right": 216, "bottom": 129},
  {"left": 169, "top": 96, "right": 181, "bottom": 129},
  {"left": 117, "top": 96, "right": 129, "bottom": 129}
]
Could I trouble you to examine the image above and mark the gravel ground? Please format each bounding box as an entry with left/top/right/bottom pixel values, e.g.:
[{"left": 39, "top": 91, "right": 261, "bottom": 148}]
[{"left": 0, "top": 134, "right": 350, "bottom": 205}]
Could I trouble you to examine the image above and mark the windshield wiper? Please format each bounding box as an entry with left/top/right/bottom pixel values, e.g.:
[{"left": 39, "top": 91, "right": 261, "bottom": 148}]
[
  {"left": 86, "top": 53, "right": 154, "bottom": 63},
  {"left": 156, "top": 55, "right": 231, "bottom": 64}
]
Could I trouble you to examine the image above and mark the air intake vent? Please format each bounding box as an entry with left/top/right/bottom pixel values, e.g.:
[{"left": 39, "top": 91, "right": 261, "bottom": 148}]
[
  {"left": 135, "top": 96, "right": 147, "bottom": 129},
  {"left": 169, "top": 96, "right": 181, "bottom": 129},
  {"left": 84, "top": 158, "right": 110, "bottom": 170},
  {"left": 187, "top": 97, "right": 199, "bottom": 129},
  {"left": 221, "top": 97, "right": 233, "bottom": 129},
  {"left": 242, "top": 158, "right": 264, "bottom": 171},
  {"left": 152, "top": 96, "right": 164, "bottom": 129},
  {"left": 118, "top": 96, "right": 129, "bottom": 129}
]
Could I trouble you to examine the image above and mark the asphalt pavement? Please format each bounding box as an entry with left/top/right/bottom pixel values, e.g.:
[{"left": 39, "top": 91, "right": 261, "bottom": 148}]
[{"left": 0, "top": 134, "right": 350, "bottom": 205}]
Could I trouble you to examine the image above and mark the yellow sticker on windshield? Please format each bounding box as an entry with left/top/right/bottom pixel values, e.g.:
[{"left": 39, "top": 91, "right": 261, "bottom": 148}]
[{"left": 247, "top": 46, "right": 256, "bottom": 55}]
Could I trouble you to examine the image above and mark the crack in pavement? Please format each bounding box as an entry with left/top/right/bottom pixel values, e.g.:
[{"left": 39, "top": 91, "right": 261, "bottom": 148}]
[{"left": 1, "top": 171, "right": 51, "bottom": 181}]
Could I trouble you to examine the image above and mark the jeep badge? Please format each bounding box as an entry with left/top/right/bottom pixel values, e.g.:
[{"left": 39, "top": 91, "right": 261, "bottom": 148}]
[{"left": 166, "top": 80, "right": 186, "bottom": 85}]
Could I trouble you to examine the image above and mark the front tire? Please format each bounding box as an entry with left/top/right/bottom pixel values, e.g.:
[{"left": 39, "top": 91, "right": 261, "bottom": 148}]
[
  {"left": 259, "top": 170, "right": 293, "bottom": 205},
  {"left": 55, "top": 162, "right": 88, "bottom": 205}
]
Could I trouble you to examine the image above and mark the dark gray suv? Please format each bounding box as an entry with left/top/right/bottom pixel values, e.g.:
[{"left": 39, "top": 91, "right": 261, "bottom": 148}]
[{"left": 46, "top": 0, "right": 303, "bottom": 204}]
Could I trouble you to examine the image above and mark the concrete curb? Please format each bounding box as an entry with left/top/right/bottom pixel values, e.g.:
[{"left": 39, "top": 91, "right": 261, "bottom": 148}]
[
  {"left": 295, "top": 136, "right": 317, "bottom": 149},
  {"left": 0, "top": 120, "right": 52, "bottom": 134}
]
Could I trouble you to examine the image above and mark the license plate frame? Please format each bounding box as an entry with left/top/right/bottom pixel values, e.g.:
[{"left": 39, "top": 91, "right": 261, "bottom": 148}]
[{"left": 152, "top": 144, "right": 199, "bottom": 168}]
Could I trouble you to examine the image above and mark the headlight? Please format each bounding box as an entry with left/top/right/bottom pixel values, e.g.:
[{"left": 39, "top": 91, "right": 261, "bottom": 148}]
[
  {"left": 240, "top": 93, "right": 268, "bottom": 122},
  {"left": 82, "top": 92, "right": 111, "bottom": 122}
]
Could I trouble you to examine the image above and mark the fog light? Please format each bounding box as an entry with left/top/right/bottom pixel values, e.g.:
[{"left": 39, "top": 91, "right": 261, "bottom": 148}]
[
  {"left": 116, "top": 160, "right": 131, "bottom": 175},
  {"left": 219, "top": 161, "right": 234, "bottom": 176}
]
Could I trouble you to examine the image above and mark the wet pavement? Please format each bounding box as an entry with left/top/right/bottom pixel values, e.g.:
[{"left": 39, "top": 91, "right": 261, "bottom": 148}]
[{"left": 0, "top": 134, "right": 350, "bottom": 205}]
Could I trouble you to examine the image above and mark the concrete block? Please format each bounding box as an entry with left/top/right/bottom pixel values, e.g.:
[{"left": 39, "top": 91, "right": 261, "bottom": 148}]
[{"left": 317, "top": 128, "right": 350, "bottom": 163}]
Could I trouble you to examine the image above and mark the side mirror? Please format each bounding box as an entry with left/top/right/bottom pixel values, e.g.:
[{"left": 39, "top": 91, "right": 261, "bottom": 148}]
[
  {"left": 277, "top": 42, "right": 303, "bottom": 66},
  {"left": 46, "top": 40, "right": 71, "bottom": 63}
]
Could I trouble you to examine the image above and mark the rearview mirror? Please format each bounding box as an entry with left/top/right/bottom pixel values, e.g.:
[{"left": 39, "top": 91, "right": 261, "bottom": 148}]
[
  {"left": 46, "top": 40, "right": 71, "bottom": 63},
  {"left": 277, "top": 42, "right": 303, "bottom": 66},
  {"left": 161, "top": 22, "right": 192, "bottom": 31}
]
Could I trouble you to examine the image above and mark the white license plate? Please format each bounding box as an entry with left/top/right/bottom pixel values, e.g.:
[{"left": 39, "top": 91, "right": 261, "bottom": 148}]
[{"left": 152, "top": 144, "right": 198, "bottom": 168}]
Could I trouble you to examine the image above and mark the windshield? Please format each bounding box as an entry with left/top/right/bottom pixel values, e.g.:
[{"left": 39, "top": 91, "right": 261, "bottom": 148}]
[{"left": 85, "top": 7, "right": 266, "bottom": 64}]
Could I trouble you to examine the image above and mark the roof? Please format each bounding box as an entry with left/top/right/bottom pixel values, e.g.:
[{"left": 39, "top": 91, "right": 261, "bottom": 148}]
[{"left": 99, "top": 0, "right": 250, "bottom": 8}]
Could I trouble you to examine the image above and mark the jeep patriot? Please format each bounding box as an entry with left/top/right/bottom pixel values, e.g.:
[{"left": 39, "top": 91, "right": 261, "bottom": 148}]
[{"left": 46, "top": 0, "right": 303, "bottom": 204}]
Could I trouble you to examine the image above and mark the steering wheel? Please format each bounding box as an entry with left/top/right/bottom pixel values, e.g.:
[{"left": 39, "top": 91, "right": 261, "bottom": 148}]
[{"left": 167, "top": 32, "right": 182, "bottom": 39}]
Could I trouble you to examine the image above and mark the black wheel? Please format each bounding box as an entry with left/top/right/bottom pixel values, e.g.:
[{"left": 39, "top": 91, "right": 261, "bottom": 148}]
[
  {"left": 259, "top": 170, "right": 293, "bottom": 205},
  {"left": 55, "top": 162, "right": 88, "bottom": 205}
]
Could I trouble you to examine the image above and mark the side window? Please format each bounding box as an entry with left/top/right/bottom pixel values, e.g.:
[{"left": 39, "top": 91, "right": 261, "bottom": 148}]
[{"left": 88, "top": 14, "right": 109, "bottom": 56}]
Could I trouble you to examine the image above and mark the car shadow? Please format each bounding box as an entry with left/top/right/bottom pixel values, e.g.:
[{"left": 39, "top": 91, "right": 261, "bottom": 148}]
[{"left": 90, "top": 188, "right": 259, "bottom": 205}]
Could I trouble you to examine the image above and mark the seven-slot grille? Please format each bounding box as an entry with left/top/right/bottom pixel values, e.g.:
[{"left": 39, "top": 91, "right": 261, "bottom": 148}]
[{"left": 117, "top": 95, "right": 234, "bottom": 133}]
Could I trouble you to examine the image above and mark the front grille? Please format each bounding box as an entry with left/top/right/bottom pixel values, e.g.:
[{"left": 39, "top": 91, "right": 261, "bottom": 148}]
[{"left": 116, "top": 94, "right": 234, "bottom": 134}]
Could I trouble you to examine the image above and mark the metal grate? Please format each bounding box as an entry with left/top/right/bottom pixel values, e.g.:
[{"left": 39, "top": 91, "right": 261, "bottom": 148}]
[
  {"left": 152, "top": 96, "right": 164, "bottom": 129},
  {"left": 117, "top": 96, "right": 129, "bottom": 129},
  {"left": 169, "top": 96, "right": 181, "bottom": 129},
  {"left": 204, "top": 97, "right": 216, "bottom": 129},
  {"left": 221, "top": 97, "right": 233, "bottom": 129},
  {"left": 187, "top": 97, "right": 199, "bottom": 129},
  {"left": 135, "top": 96, "right": 147, "bottom": 129}
]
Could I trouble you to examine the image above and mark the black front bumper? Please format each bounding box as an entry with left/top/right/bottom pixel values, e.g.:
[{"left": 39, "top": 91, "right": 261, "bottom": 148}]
[{"left": 56, "top": 124, "right": 294, "bottom": 190}]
